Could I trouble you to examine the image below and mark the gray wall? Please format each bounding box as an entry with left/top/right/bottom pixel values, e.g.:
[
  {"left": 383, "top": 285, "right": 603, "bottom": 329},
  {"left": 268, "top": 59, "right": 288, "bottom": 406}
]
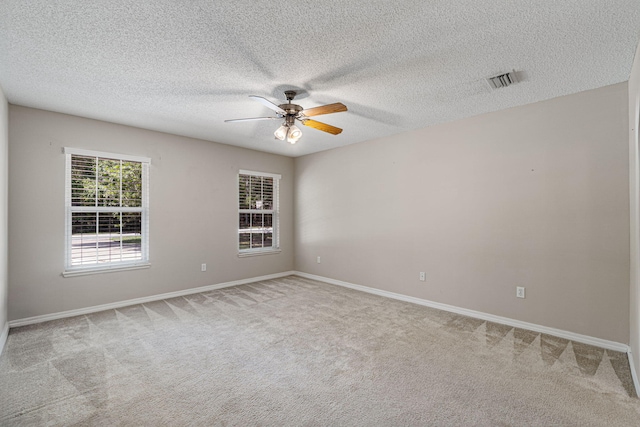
[
  {"left": 629, "top": 39, "right": 640, "bottom": 384},
  {"left": 8, "top": 106, "right": 294, "bottom": 320},
  {"left": 0, "top": 85, "right": 7, "bottom": 350},
  {"left": 7, "top": 82, "right": 633, "bottom": 347},
  {"left": 294, "top": 83, "right": 630, "bottom": 344}
]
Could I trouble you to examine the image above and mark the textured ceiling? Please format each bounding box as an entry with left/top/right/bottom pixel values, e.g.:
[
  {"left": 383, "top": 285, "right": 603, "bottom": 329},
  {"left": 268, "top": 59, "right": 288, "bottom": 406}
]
[{"left": 1, "top": 1, "right": 639, "bottom": 157}]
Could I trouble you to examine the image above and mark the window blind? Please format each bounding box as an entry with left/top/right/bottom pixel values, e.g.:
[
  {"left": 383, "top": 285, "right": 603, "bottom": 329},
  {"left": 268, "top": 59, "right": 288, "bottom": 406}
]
[
  {"left": 64, "top": 148, "right": 150, "bottom": 271},
  {"left": 238, "top": 171, "right": 280, "bottom": 253}
]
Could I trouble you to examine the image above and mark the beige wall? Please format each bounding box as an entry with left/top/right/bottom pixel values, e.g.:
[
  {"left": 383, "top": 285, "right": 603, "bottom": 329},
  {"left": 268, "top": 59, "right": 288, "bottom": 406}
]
[
  {"left": 629, "top": 39, "right": 640, "bottom": 384},
  {"left": 6, "top": 81, "right": 633, "bottom": 346},
  {"left": 294, "top": 83, "right": 630, "bottom": 343},
  {"left": 0, "top": 85, "right": 7, "bottom": 350},
  {"left": 8, "top": 106, "right": 294, "bottom": 320}
]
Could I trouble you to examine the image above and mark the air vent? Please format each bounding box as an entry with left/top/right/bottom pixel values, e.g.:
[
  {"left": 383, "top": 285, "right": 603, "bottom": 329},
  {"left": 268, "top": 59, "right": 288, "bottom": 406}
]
[{"left": 487, "top": 72, "right": 518, "bottom": 89}]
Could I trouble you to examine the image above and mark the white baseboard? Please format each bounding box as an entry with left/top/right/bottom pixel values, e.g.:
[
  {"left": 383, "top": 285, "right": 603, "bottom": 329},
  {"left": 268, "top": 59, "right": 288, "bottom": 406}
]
[
  {"left": 9, "top": 269, "right": 632, "bottom": 354},
  {"left": 8, "top": 271, "right": 295, "bottom": 328},
  {"left": 5, "top": 270, "right": 639, "bottom": 396},
  {"left": 294, "top": 271, "right": 630, "bottom": 353},
  {"left": 0, "top": 321, "right": 8, "bottom": 356}
]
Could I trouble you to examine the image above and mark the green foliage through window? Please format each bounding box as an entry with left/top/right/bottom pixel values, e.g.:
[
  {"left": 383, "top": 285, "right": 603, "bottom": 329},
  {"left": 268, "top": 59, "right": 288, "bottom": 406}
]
[{"left": 71, "top": 155, "right": 142, "bottom": 235}]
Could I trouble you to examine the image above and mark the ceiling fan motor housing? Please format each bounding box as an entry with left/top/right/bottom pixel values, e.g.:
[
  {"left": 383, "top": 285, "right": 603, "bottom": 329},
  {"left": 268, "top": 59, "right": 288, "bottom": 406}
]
[{"left": 278, "top": 99, "right": 303, "bottom": 126}]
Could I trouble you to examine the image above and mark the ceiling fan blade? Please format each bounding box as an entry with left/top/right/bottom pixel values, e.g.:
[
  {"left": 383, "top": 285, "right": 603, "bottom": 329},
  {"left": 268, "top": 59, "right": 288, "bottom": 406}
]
[
  {"left": 249, "top": 95, "right": 286, "bottom": 115},
  {"left": 301, "top": 102, "right": 347, "bottom": 117},
  {"left": 301, "top": 119, "right": 343, "bottom": 135},
  {"left": 224, "top": 117, "right": 281, "bottom": 123}
]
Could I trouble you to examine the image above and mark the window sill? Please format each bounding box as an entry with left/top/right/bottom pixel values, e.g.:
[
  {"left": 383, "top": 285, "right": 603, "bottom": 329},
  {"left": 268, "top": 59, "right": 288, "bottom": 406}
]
[
  {"left": 62, "top": 263, "right": 151, "bottom": 277},
  {"left": 238, "top": 249, "right": 281, "bottom": 258}
]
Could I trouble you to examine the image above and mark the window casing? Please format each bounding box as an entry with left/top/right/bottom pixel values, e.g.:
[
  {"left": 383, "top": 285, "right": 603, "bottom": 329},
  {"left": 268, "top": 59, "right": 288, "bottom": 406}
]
[
  {"left": 64, "top": 148, "right": 150, "bottom": 274},
  {"left": 238, "top": 170, "right": 280, "bottom": 255}
]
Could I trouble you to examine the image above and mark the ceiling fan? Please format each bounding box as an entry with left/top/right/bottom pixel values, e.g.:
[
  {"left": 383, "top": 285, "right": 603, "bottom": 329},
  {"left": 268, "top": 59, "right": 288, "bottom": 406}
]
[{"left": 225, "top": 90, "right": 347, "bottom": 144}]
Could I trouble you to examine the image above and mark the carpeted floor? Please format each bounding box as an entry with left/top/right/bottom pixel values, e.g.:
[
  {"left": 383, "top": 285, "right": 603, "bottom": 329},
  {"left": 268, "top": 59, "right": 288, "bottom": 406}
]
[{"left": 1, "top": 275, "right": 639, "bottom": 426}]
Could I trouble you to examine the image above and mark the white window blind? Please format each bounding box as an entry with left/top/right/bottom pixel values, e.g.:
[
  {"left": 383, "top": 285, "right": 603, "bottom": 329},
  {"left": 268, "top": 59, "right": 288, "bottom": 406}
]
[
  {"left": 238, "top": 170, "right": 280, "bottom": 254},
  {"left": 64, "top": 148, "right": 150, "bottom": 273}
]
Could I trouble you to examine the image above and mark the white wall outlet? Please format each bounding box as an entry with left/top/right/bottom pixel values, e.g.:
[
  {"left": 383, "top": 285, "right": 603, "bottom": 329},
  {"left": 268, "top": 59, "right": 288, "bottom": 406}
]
[
  {"left": 317, "top": 256, "right": 321, "bottom": 264},
  {"left": 201, "top": 263, "right": 207, "bottom": 272},
  {"left": 516, "top": 286, "right": 525, "bottom": 298},
  {"left": 419, "top": 272, "right": 426, "bottom": 281}
]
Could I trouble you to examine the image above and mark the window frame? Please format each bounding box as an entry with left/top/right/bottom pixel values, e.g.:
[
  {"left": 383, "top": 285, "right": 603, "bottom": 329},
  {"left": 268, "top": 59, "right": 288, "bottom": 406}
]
[
  {"left": 63, "top": 147, "right": 151, "bottom": 276},
  {"left": 238, "top": 169, "right": 281, "bottom": 256}
]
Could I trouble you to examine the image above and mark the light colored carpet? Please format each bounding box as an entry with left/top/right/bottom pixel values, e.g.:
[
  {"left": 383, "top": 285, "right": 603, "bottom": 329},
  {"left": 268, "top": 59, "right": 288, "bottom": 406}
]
[{"left": 0, "top": 275, "right": 639, "bottom": 426}]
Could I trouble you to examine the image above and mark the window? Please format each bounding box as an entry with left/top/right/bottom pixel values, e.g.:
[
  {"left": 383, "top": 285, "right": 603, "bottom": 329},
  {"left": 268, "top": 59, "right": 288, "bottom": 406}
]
[
  {"left": 238, "top": 170, "right": 280, "bottom": 255},
  {"left": 64, "top": 148, "right": 150, "bottom": 274}
]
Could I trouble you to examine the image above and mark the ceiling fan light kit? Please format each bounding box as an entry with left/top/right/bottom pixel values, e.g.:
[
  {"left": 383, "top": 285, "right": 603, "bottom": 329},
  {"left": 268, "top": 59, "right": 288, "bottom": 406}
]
[
  {"left": 225, "top": 90, "right": 347, "bottom": 144},
  {"left": 274, "top": 124, "right": 288, "bottom": 141},
  {"left": 274, "top": 123, "right": 302, "bottom": 144}
]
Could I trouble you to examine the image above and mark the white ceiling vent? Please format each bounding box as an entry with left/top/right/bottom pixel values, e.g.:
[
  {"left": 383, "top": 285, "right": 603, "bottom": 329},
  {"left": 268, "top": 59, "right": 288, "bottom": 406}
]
[{"left": 487, "top": 72, "right": 518, "bottom": 89}]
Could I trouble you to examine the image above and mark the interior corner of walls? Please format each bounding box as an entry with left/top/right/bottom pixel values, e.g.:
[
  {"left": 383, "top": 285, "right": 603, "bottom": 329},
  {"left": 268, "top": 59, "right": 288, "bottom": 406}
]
[
  {"left": 0, "top": 80, "right": 7, "bottom": 357},
  {"left": 627, "top": 349, "right": 640, "bottom": 398},
  {"left": 0, "top": 321, "right": 8, "bottom": 356}
]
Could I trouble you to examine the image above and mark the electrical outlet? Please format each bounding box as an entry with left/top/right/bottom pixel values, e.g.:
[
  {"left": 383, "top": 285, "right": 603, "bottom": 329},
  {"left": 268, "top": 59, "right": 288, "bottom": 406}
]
[
  {"left": 516, "top": 286, "right": 525, "bottom": 298},
  {"left": 419, "top": 272, "right": 426, "bottom": 281},
  {"left": 317, "top": 256, "right": 321, "bottom": 264},
  {"left": 201, "top": 263, "right": 207, "bottom": 272}
]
